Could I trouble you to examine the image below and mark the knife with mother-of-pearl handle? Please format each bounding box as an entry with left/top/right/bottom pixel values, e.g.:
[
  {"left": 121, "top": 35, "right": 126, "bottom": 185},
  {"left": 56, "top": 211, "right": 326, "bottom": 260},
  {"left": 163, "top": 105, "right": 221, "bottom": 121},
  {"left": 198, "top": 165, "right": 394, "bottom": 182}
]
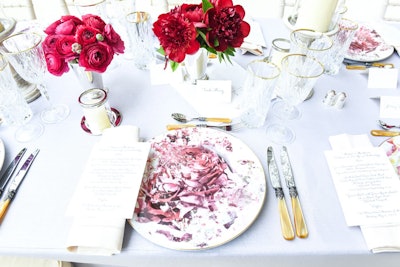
[
  {"left": 0, "top": 149, "right": 39, "bottom": 222},
  {"left": 280, "top": 146, "right": 308, "bottom": 238},
  {"left": 267, "top": 146, "right": 294, "bottom": 240}
]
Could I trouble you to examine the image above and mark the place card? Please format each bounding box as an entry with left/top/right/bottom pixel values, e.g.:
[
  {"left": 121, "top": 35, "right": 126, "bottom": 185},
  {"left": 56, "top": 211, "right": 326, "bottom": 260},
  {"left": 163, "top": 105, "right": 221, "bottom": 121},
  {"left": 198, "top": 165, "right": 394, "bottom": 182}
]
[
  {"left": 380, "top": 96, "right": 400, "bottom": 118},
  {"left": 324, "top": 147, "right": 400, "bottom": 226},
  {"left": 368, "top": 68, "right": 398, "bottom": 89},
  {"left": 195, "top": 80, "right": 232, "bottom": 103}
]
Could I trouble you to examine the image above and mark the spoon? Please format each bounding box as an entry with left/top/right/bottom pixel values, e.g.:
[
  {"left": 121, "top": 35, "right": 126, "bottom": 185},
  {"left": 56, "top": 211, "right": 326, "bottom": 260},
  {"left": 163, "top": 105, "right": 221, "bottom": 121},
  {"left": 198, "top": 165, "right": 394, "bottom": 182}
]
[
  {"left": 378, "top": 120, "right": 400, "bottom": 130},
  {"left": 171, "top": 113, "right": 232, "bottom": 123}
]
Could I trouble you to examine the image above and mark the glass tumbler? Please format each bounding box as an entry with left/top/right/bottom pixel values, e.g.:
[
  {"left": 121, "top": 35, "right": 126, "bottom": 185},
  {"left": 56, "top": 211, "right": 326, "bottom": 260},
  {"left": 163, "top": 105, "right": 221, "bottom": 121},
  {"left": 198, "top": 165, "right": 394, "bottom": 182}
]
[
  {"left": 324, "top": 18, "right": 358, "bottom": 75},
  {"left": 240, "top": 60, "right": 280, "bottom": 128},
  {"left": 125, "top": 11, "right": 155, "bottom": 69}
]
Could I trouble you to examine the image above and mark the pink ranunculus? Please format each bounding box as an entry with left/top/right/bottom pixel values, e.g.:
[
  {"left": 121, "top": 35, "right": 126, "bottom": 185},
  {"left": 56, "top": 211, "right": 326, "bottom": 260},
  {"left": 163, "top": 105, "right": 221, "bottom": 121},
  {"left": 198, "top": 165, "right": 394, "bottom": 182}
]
[
  {"left": 42, "top": 35, "right": 59, "bottom": 53},
  {"left": 78, "top": 42, "right": 114, "bottom": 73},
  {"left": 75, "top": 26, "right": 101, "bottom": 46},
  {"left": 44, "top": 52, "right": 70, "bottom": 76},
  {"left": 55, "top": 35, "right": 78, "bottom": 59},
  {"left": 103, "top": 24, "right": 125, "bottom": 54},
  {"left": 153, "top": 12, "right": 200, "bottom": 63},
  {"left": 44, "top": 15, "right": 83, "bottom": 35},
  {"left": 82, "top": 14, "right": 106, "bottom": 31},
  {"left": 204, "top": 3, "right": 250, "bottom": 52}
]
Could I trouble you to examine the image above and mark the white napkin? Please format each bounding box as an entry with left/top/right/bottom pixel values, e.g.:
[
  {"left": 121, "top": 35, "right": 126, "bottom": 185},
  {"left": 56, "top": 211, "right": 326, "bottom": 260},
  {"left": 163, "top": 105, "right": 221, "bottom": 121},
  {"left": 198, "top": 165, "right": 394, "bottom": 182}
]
[
  {"left": 329, "top": 133, "right": 400, "bottom": 253},
  {"left": 241, "top": 19, "right": 266, "bottom": 56},
  {"left": 0, "top": 257, "right": 72, "bottom": 267},
  {"left": 66, "top": 126, "right": 145, "bottom": 256}
]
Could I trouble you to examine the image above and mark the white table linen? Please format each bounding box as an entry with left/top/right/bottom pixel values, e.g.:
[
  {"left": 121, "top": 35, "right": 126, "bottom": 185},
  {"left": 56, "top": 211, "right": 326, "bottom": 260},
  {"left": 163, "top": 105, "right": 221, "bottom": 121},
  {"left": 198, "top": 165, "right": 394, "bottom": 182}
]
[{"left": 0, "top": 18, "right": 400, "bottom": 267}]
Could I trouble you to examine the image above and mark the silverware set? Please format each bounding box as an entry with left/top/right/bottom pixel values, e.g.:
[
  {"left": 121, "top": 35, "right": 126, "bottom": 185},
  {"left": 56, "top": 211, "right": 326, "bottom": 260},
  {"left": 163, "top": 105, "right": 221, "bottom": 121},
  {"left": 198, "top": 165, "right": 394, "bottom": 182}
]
[
  {"left": 168, "top": 113, "right": 242, "bottom": 132},
  {"left": 0, "top": 148, "right": 39, "bottom": 222},
  {"left": 370, "top": 120, "right": 400, "bottom": 137},
  {"left": 267, "top": 146, "right": 308, "bottom": 240}
]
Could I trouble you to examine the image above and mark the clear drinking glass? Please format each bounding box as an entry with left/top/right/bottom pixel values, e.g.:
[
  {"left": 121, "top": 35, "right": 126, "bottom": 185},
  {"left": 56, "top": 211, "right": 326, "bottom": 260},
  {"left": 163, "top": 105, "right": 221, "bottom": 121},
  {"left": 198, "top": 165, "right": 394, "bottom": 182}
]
[
  {"left": 125, "top": 11, "right": 155, "bottom": 69},
  {"left": 240, "top": 60, "right": 280, "bottom": 128},
  {"left": 324, "top": 18, "right": 358, "bottom": 75},
  {"left": 290, "top": 28, "right": 333, "bottom": 69},
  {"left": 73, "top": 0, "right": 108, "bottom": 19},
  {"left": 0, "top": 54, "right": 44, "bottom": 142},
  {"left": 266, "top": 54, "right": 324, "bottom": 143},
  {"left": 0, "top": 32, "right": 70, "bottom": 124}
]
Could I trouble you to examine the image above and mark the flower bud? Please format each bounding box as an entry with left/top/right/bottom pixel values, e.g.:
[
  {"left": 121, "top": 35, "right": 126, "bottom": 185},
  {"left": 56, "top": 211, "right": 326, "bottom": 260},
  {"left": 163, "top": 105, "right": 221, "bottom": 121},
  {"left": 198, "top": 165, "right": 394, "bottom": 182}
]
[
  {"left": 71, "top": 43, "right": 82, "bottom": 54},
  {"left": 96, "top": 33, "right": 104, "bottom": 42}
]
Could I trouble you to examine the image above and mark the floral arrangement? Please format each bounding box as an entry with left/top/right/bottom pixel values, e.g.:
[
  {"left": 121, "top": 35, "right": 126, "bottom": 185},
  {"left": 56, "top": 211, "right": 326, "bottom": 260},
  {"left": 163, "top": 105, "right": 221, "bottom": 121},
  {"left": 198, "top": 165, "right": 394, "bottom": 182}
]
[
  {"left": 153, "top": 0, "right": 250, "bottom": 70},
  {"left": 42, "top": 14, "right": 125, "bottom": 76}
]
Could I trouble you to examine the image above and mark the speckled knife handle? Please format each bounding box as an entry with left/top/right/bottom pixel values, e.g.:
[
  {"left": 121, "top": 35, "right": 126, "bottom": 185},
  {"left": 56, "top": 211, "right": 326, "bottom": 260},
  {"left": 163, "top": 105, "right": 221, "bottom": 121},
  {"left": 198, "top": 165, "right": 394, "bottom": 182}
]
[
  {"left": 291, "top": 196, "right": 308, "bottom": 238},
  {"left": 370, "top": 130, "right": 400, "bottom": 137},
  {"left": 278, "top": 197, "right": 295, "bottom": 240},
  {"left": 166, "top": 124, "right": 196, "bottom": 130}
]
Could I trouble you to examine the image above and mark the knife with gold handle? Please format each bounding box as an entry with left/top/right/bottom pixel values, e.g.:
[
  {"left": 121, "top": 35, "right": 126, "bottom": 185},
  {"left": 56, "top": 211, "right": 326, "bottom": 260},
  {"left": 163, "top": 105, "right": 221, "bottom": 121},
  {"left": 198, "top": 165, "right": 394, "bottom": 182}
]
[
  {"left": 345, "top": 62, "right": 394, "bottom": 70},
  {"left": 267, "top": 146, "right": 295, "bottom": 240},
  {"left": 370, "top": 130, "right": 400, "bottom": 137},
  {"left": 281, "top": 146, "right": 308, "bottom": 238}
]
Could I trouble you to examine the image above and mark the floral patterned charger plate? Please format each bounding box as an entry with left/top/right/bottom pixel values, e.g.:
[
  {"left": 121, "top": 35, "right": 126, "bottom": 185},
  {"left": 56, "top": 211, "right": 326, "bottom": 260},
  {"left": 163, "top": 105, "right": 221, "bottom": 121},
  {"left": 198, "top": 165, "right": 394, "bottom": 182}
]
[
  {"left": 129, "top": 127, "right": 266, "bottom": 250},
  {"left": 381, "top": 136, "right": 400, "bottom": 176}
]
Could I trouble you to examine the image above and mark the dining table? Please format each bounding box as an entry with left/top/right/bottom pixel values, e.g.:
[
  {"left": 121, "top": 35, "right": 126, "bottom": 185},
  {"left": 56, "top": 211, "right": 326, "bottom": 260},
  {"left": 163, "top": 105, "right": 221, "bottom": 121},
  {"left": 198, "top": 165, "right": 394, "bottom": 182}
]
[{"left": 1, "top": 17, "right": 400, "bottom": 267}]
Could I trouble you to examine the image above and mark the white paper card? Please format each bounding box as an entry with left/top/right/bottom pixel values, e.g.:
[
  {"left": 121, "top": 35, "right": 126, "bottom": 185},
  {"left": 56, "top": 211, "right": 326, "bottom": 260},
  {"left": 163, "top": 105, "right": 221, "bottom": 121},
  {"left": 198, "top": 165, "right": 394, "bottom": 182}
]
[
  {"left": 380, "top": 96, "right": 400, "bottom": 118},
  {"left": 67, "top": 131, "right": 150, "bottom": 218},
  {"left": 368, "top": 68, "right": 398, "bottom": 89},
  {"left": 324, "top": 147, "right": 400, "bottom": 226},
  {"left": 195, "top": 80, "right": 232, "bottom": 103}
]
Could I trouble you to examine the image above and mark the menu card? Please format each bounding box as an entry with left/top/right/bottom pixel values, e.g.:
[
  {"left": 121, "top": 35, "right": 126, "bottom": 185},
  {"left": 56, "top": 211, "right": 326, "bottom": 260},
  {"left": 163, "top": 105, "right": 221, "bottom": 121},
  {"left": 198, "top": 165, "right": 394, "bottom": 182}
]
[
  {"left": 325, "top": 147, "right": 400, "bottom": 226},
  {"left": 66, "top": 126, "right": 150, "bottom": 255}
]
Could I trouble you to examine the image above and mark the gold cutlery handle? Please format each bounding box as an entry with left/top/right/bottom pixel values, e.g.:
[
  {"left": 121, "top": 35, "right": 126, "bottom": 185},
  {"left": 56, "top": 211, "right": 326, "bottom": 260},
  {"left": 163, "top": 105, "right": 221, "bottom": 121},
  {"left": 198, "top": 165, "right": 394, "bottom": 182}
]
[
  {"left": 278, "top": 198, "right": 295, "bottom": 240},
  {"left": 291, "top": 196, "right": 308, "bottom": 238},
  {"left": 166, "top": 124, "right": 196, "bottom": 130},
  {"left": 370, "top": 130, "right": 400, "bottom": 137},
  {"left": 0, "top": 199, "right": 11, "bottom": 222},
  {"left": 205, "top": 118, "right": 232, "bottom": 123},
  {"left": 346, "top": 65, "right": 367, "bottom": 70}
]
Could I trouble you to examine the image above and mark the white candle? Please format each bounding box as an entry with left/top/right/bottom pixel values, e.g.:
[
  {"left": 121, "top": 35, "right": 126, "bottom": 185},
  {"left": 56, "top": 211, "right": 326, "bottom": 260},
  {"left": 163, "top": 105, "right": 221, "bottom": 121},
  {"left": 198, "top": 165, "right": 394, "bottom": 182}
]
[{"left": 295, "top": 0, "right": 339, "bottom": 32}]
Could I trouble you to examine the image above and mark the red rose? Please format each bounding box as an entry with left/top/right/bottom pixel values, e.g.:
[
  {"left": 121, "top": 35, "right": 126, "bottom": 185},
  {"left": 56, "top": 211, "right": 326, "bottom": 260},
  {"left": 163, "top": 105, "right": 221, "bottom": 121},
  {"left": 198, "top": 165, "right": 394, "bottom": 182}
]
[
  {"left": 103, "top": 24, "right": 125, "bottom": 54},
  {"left": 78, "top": 42, "right": 114, "bottom": 73},
  {"left": 44, "top": 52, "right": 69, "bottom": 76},
  {"left": 44, "top": 15, "right": 83, "bottom": 35},
  {"left": 153, "top": 13, "right": 200, "bottom": 63},
  {"left": 76, "top": 26, "right": 101, "bottom": 46},
  {"left": 82, "top": 14, "right": 106, "bottom": 31},
  {"left": 204, "top": 2, "right": 250, "bottom": 51}
]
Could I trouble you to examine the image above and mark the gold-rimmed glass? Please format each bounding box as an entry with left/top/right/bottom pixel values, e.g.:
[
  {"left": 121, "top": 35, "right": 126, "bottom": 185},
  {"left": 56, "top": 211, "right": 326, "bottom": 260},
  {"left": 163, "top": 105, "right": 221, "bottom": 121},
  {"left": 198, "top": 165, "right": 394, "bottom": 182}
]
[{"left": 0, "top": 32, "right": 70, "bottom": 124}]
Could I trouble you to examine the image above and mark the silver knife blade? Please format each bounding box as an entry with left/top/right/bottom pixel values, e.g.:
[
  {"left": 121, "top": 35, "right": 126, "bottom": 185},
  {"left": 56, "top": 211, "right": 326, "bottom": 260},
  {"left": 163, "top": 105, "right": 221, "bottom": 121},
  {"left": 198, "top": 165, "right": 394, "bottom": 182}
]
[
  {"left": 0, "top": 148, "right": 27, "bottom": 196},
  {"left": 267, "top": 146, "right": 294, "bottom": 240},
  {"left": 8, "top": 149, "right": 39, "bottom": 194},
  {"left": 280, "top": 146, "right": 308, "bottom": 238}
]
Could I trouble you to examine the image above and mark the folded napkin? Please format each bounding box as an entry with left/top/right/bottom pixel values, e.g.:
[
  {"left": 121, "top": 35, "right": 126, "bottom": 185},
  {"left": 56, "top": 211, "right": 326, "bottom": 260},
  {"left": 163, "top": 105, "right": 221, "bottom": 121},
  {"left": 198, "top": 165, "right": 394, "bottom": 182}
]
[
  {"left": 329, "top": 134, "right": 400, "bottom": 253},
  {"left": 241, "top": 19, "right": 266, "bottom": 56},
  {"left": 66, "top": 125, "right": 149, "bottom": 256},
  {"left": 0, "top": 257, "right": 72, "bottom": 267}
]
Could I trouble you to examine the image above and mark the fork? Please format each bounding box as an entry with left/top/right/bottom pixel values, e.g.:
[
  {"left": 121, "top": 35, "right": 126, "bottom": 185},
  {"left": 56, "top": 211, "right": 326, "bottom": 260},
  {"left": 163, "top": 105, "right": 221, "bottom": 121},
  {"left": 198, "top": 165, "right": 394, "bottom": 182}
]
[{"left": 166, "top": 123, "right": 244, "bottom": 132}]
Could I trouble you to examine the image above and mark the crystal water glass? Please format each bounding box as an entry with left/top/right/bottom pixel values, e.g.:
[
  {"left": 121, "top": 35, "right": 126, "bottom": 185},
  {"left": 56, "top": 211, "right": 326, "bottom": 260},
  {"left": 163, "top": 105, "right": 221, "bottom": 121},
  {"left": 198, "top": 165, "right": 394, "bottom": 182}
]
[
  {"left": 0, "top": 32, "right": 70, "bottom": 124},
  {"left": 0, "top": 54, "right": 44, "bottom": 142}
]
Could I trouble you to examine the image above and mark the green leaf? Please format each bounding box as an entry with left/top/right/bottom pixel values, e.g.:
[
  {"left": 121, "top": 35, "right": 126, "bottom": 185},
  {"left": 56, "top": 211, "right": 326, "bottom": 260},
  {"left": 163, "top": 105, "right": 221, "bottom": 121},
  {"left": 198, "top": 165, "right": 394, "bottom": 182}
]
[
  {"left": 202, "top": 0, "right": 213, "bottom": 13},
  {"left": 157, "top": 47, "right": 166, "bottom": 56},
  {"left": 170, "top": 61, "right": 179, "bottom": 72}
]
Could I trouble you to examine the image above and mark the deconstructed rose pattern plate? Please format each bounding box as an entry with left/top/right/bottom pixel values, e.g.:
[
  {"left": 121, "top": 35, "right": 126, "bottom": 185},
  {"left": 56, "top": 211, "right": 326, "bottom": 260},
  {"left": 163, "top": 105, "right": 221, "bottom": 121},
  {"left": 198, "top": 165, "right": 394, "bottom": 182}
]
[{"left": 129, "top": 127, "right": 266, "bottom": 250}]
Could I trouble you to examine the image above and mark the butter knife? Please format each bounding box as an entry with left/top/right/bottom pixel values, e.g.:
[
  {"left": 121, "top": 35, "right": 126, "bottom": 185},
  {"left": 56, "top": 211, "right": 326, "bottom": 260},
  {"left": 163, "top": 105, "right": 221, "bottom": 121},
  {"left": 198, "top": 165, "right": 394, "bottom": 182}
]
[
  {"left": 267, "top": 146, "right": 294, "bottom": 240},
  {"left": 0, "top": 149, "right": 39, "bottom": 222},
  {"left": 280, "top": 146, "right": 308, "bottom": 238}
]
